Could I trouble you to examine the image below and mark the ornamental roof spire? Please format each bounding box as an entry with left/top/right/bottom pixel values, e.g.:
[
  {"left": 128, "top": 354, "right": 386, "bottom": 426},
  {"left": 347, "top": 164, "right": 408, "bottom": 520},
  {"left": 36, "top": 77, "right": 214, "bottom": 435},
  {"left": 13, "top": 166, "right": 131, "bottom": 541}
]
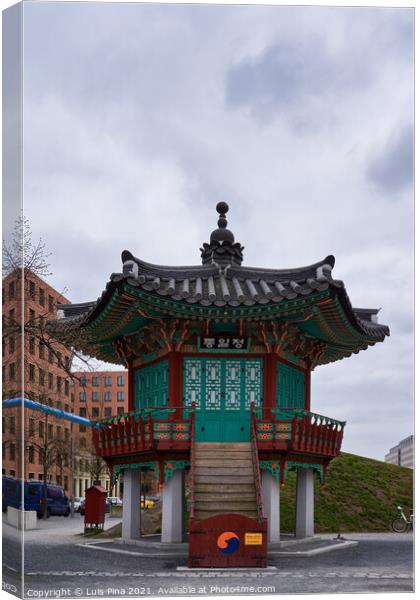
[{"left": 200, "top": 202, "right": 244, "bottom": 267}]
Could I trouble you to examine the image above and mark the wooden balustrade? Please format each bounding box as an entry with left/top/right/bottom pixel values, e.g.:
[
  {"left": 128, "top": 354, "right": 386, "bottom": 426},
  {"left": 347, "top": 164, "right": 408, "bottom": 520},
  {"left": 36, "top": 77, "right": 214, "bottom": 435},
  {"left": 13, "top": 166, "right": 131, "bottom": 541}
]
[
  {"left": 91, "top": 406, "right": 193, "bottom": 459},
  {"left": 256, "top": 408, "right": 345, "bottom": 457}
]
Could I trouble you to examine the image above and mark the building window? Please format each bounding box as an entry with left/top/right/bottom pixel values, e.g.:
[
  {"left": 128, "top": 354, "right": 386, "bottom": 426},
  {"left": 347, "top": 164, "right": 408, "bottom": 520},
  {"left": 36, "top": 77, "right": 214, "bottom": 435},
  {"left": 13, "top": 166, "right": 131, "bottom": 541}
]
[
  {"left": 104, "top": 407, "right": 112, "bottom": 417},
  {"left": 104, "top": 376, "right": 112, "bottom": 386},
  {"left": 92, "top": 407, "right": 99, "bottom": 418},
  {"left": 80, "top": 376, "right": 88, "bottom": 387},
  {"left": 92, "top": 376, "right": 99, "bottom": 387},
  {"left": 9, "top": 280, "right": 15, "bottom": 300},
  {"left": 29, "top": 308, "right": 35, "bottom": 322},
  {"left": 65, "top": 356, "right": 70, "bottom": 371},
  {"left": 39, "top": 368, "right": 45, "bottom": 386},
  {"left": 39, "top": 421, "right": 44, "bottom": 437},
  {"left": 117, "top": 391, "right": 125, "bottom": 402},
  {"left": 79, "top": 408, "right": 87, "bottom": 418},
  {"left": 48, "top": 424, "right": 53, "bottom": 439},
  {"left": 9, "top": 444, "right": 16, "bottom": 460},
  {"left": 28, "top": 446, "right": 35, "bottom": 463},
  {"left": 57, "top": 376, "right": 62, "bottom": 392},
  {"left": 117, "top": 407, "right": 124, "bottom": 415},
  {"left": 29, "top": 281, "right": 35, "bottom": 299},
  {"left": 9, "top": 308, "right": 15, "bottom": 324},
  {"left": 10, "top": 470, "right": 16, "bottom": 477},
  {"left": 9, "top": 363, "right": 16, "bottom": 380},
  {"left": 9, "top": 416, "right": 15, "bottom": 435},
  {"left": 48, "top": 295, "right": 54, "bottom": 312},
  {"left": 104, "top": 391, "right": 112, "bottom": 402},
  {"left": 79, "top": 392, "right": 86, "bottom": 402},
  {"left": 117, "top": 375, "right": 125, "bottom": 386},
  {"left": 64, "top": 380, "right": 69, "bottom": 396},
  {"left": 29, "top": 363, "right": 35, "bottom": 382},
  {"left": 48, "top": 373, "right": 53, "bottom": 389},
  {"left": 64, "top": 476, "right": 68, "bottom": 491},
  {"left": 64, "top": 428, "right": 69, "bottom": 441},
  {"left": 28, "top": 473, "right": 34, "bottom": 480},
  {"left": 56, "top": 426, "right": 62, "bottom": 440},
  {"left": 29, "top": 418, "right": 35, "bottom": 437},
  {"left": 48, "top": 349, "right": 53, "bottom": 363},
  {"left": 38, "top": 474, "right": 43, "bottom": 481},
  {"left": 39, "top": 340, "right": 45, "bottom": 359},
  {"left": 92, "top": 391, "right": 99, "bottom": 402},
  {"left": 29, "top": 336, "right": 35, "bottom": 354},
  {"left": 56, "top": 352, "right": 62, "bottom": 367},
  {"left": 39, "top": 288, "right": 45, "bottom": 307},
  {"left": 10, "top": 335, "right": 15, "bottom": 354}
]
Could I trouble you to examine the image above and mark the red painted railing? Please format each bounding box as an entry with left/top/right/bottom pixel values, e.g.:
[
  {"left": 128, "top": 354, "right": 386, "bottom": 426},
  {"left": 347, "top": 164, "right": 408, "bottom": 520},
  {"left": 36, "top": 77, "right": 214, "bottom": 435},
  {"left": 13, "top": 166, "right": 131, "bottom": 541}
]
[
  {"left": 92, "top": 407, "right": 193, "bottom": 459},
  {"left": 250, "top": 403, "right": 266, "bottom": 522},
  {"left": 189, "top": 403, "right": 197, "bottom": 522},
  {"left": 256, "top": 408, "right": 345, "bottom": 457},
  {"left": 291, "top": 410, "right": 345, "bottom": 456}
]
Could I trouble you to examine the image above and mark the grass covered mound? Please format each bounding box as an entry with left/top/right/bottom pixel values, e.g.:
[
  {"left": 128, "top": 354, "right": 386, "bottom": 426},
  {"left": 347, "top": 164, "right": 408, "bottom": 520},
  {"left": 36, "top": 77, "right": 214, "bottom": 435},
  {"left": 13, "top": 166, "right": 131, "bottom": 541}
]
[{"left": 280, "top": 452, "right": 413, "bottom": 533}]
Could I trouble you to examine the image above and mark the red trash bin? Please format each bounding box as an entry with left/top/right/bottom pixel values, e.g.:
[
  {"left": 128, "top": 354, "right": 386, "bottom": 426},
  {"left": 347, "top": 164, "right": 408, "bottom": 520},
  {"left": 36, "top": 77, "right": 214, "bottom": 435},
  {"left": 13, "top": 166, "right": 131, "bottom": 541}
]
[{"left": 84, "top": 485, "right": 107, "bottom": 532}]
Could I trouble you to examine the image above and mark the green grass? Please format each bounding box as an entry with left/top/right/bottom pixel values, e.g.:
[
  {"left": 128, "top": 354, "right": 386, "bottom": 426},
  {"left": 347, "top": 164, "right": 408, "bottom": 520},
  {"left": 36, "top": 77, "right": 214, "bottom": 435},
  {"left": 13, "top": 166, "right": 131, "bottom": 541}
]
[{"left": 279, "top": 452, "right": 413, "bottom": 533}]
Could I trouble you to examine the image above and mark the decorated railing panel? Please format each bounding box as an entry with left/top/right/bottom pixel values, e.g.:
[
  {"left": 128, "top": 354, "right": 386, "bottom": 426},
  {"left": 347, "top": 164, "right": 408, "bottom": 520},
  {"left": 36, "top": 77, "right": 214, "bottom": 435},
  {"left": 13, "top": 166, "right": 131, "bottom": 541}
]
[
  {"left": 256, "top": 408, "right": 345, "bottom": 457},
  {"left": 92, "top": 407, "right": 193, "bottom": 458}
]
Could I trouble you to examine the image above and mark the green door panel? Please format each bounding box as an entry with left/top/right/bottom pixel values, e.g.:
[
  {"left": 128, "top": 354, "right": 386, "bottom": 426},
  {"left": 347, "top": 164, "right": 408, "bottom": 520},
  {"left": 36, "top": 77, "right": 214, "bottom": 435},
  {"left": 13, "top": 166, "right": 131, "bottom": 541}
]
[
  {"left": 276, "top": 363, "right": 305, "bottom": 418},
  {"left": 134, "top": 360, "right": 169, "bottom": 418},
  {"left": 183, "top": 357, "right": 262, "bottom": 442}
]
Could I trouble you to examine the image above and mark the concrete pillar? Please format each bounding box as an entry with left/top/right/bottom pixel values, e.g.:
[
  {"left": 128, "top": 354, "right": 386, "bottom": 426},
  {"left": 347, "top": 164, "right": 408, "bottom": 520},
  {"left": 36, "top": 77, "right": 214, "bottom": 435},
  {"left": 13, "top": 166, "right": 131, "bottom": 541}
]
[
  {"left": 161, "top": 469, "right": 185, "bottom": 543},
  {"left": 295, "top": 468, "right": 314, "bottom": 538},
  {"left": 122, "top": 468, "right": 141, "bottom": 540},
  {"left": 261, "top": 471, "right": 280, "bottom": 542}
]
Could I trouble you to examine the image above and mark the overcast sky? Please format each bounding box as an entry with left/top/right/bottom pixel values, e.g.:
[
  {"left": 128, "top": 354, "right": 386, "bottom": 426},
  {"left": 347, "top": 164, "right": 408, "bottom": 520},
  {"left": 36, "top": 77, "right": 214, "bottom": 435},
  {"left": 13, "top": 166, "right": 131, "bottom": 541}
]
[{"left": 8, "top": 2, "right": 414, "bottom": 461}]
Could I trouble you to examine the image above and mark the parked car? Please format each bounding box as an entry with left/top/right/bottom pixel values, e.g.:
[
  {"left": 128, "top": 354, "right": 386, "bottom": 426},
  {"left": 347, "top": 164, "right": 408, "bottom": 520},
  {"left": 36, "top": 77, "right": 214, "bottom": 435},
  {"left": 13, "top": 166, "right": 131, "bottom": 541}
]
[
  {"left": 73, "top": 497, "right": 83, "bottom": 512},
  {"left": 2, "top": 476, "right": 70, "bottom": 518},
  {"left": 140, "top": 497, "right": 155, "bottom": 509},
  {"left": 79, "top": 498, "right": 86, "bottom": 515},
  {"left": 107, "top": 496, "right": 122, "bottom": 506}
]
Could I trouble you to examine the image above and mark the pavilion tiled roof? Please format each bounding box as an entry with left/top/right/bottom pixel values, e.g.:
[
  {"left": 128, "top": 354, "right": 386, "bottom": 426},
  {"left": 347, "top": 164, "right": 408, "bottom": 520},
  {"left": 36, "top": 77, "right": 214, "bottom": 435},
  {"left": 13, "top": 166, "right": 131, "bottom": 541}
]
[{"left": 51, "top": 203, "right": 389, "bottom": 361}]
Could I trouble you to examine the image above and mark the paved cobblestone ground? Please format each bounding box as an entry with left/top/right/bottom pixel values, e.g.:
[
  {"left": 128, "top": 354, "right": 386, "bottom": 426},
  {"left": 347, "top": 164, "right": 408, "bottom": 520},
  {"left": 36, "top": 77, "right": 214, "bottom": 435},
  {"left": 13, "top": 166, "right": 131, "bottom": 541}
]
[{"left": 2, "top": 515, "right": 414, "bottom": 597}]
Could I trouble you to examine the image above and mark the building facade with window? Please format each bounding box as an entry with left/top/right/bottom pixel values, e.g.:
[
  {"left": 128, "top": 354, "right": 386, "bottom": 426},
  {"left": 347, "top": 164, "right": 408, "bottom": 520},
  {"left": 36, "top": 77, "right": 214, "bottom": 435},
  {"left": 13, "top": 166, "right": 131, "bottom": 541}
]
[
  {"left": 71, "top": 370, "right": 128, "bottom": 494},
  {"left": 385, "top": 435, "right": 414, "bottom": 469},
  {"left": 2, "top": 269, "right": 73, "bottom": 491}
]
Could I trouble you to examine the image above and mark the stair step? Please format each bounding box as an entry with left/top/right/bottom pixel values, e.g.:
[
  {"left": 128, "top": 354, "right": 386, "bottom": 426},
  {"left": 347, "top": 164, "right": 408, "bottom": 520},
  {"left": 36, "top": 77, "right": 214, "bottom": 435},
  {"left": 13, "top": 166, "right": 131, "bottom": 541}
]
[
  {"left": 195, "top": 452, "right": 253, "bottom": 460},
  {"left": 195, "top": 492, "right": 256, "bottom": 501},
  {"left": 195, "top": 467, "right": 253, "bottom": 476},
  {"left": 195, "top": 475, "right": 254, "bottom": 484},
  {"left": 195, "top": 483, "right": 255, "bottom": 493},
  {"left": 195, "top": 459, "right": 252, "bottom": 467}
]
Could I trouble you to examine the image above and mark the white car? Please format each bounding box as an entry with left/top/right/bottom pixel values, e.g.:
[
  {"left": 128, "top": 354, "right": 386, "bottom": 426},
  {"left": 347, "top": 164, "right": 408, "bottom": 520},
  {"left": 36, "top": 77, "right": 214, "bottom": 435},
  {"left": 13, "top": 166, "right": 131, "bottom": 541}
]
[
  {"left": 107, "top": 496, "right": 122, "bottom": 506},
  {"left": 72, "top": 497, "right": 83, "bottom": 512}
]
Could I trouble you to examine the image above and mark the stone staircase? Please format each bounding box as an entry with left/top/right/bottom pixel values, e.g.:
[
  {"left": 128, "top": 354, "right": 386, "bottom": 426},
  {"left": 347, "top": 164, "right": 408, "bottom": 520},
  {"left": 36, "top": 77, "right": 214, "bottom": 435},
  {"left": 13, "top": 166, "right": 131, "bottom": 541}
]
[{"left": 193, "top": 442, "right": 259, "bottom": 520}]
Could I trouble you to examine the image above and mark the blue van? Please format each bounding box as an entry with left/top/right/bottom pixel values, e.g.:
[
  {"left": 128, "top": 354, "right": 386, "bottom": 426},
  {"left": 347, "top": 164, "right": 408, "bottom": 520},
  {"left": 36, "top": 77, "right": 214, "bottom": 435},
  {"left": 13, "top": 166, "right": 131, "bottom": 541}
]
[{"left": 2, "top": 476, "right": 70, "bottom": 518}]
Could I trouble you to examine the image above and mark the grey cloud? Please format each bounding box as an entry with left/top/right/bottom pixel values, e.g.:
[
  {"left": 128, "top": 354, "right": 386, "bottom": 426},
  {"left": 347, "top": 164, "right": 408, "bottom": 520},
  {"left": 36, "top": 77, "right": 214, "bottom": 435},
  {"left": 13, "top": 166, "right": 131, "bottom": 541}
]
[
  {"left": 225, "top": 38, "right": 373, "bottom": 124},
  {"left": 367, "top": 126, "right": 414, "bottom": 193}
]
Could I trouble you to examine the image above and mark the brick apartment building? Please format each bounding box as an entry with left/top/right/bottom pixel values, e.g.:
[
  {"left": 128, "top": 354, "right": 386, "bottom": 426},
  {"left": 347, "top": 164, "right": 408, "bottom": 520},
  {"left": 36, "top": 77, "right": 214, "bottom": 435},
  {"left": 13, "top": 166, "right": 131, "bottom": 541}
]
[
  {"left": 2, "top": 269, "right": 73, "bottom": 491},
  {"left": 72, "top": 370, "right": 128, "bottom": 495}
]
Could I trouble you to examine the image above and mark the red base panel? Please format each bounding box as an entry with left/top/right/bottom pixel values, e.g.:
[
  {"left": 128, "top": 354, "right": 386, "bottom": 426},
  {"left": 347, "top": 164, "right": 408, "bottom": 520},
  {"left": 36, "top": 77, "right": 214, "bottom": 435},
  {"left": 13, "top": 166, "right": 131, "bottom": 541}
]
[{"left": 188, "top": 513, "right": 267, "bottom": 568}]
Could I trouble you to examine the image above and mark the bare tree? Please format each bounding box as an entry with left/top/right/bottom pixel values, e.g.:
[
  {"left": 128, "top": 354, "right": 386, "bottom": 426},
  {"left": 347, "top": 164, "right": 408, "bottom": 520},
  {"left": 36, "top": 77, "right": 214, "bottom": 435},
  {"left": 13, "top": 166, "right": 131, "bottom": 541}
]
[{"left": 3, "top": 214, "right": 52, "bottom": 277}]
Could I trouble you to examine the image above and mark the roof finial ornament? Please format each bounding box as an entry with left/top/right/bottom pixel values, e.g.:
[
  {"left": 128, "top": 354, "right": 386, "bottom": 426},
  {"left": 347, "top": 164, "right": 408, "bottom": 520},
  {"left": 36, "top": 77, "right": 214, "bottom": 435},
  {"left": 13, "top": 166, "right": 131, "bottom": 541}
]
[
  {"left": 200, "top": 202, "right": 244, "bottom": 267},
  {"left": 216, "top": 201, "right": 229, "bottom": 230}
]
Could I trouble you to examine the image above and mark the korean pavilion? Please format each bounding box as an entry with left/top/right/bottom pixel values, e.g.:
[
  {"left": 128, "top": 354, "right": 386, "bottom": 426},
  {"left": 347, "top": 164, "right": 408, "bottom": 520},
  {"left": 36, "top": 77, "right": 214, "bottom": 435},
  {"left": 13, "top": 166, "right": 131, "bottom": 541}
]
[{"left": 50, "top": 203, "right": 389, "bottom": 566}]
